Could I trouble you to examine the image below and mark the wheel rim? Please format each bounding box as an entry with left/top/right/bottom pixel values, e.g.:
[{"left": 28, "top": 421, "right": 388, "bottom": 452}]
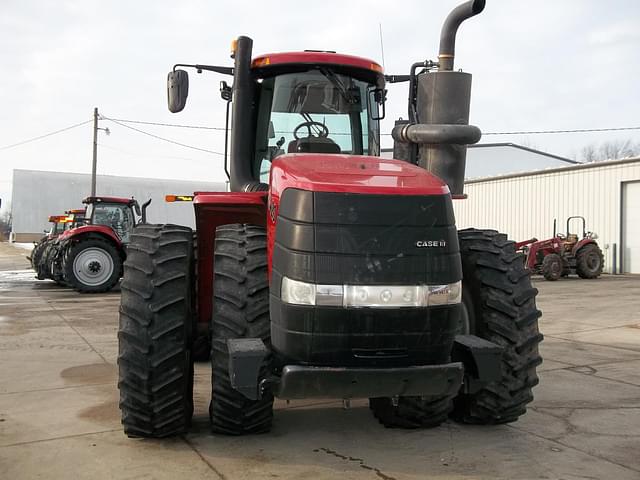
[
  {"left": 586, "top": 253, "right": 600, "bottom": 271},
  {"left": 72, "top": 247, "right": 114, "bottom": 286}
]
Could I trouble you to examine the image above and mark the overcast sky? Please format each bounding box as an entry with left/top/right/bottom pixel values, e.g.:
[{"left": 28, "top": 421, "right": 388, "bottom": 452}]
[{"left": 2, "top": 0, "right": 640, "bottom": 214}]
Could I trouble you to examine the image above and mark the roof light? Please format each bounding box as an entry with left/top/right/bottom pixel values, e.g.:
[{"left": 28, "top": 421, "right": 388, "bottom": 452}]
[
  {"left": 231, "top": 39, "right": 238, "bottom": 58},
  {"left": 165, "top": 194, "right": 194, "bottom": 202},
  {"left": 252, "top": 56, "right": 271, "bottom": 68}
]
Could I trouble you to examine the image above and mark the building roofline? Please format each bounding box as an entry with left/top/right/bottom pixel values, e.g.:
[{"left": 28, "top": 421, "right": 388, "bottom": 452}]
[
  {"left": 11, "top": 169, "right": 227, "bottom": 186},
  {"left": 381, "top": 142, "right": 578, "bottom": 164},
  {"left": 467, "top": 142, "right": 578, "bottom": 164},
  {"left": 465, "top": 156, "right": 640, "bottom": 184}
]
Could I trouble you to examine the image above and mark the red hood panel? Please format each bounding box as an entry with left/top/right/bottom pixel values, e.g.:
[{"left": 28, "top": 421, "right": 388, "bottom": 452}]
[{"left": 270, "top": 154, "right": 449, "bottom": 196}]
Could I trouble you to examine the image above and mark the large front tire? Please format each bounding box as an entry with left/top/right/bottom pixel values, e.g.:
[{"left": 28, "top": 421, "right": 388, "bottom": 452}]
[
  {"left": 541, "top": 253, "right": 562, "bottom": 281},
  {"left": 369, "top": 395, "right": 453, "bottom": 429},
  {"left": 209, "top": 224, "right": 274, "bottom": 435},
  {"left": 63, "top": 238, "right": 122, "bottom": 292},
  {"left": 454, "top": 229, "right": 543, "bottom": 424},
  {"left": 118, "top": 224, "right": 195, "bottom": 438}
]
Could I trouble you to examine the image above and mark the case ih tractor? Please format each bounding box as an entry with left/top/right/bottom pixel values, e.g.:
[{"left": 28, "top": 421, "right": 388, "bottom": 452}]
[
  {"left": 118, "top": 0, "right": 542, "bottom": 437},
  {"left": 29, "top": 214, "right": 70, "bottom": 276},
  {"left": 38, "top": 196, "right": 151, "bottom": 292},
  {"left": 517, "top": 216, "right": 604, "bottom": 281}
]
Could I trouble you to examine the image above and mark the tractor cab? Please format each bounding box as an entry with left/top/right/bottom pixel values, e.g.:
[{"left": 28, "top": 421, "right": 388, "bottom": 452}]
[
  {"left": 46, "top": 215, "right": 68, "bottom": 237},
  {"left": 83, "top": 197, "right": 141, "bottom": 243},
  {"left": 250, "top": 52, "right": 384, "bottom": 183},
  {"left": 65, "top": 209, "right": 87, "bottom": 229}
]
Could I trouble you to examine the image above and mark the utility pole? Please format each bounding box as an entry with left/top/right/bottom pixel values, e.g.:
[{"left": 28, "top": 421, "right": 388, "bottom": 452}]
[{"left": 91, "top": 107, "right": 98, "bottom": 197}]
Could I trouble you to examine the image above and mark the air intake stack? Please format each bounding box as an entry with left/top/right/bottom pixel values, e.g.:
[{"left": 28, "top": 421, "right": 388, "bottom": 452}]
[{"left": 392, "top": 0, "right": 485, "bottom": 195}]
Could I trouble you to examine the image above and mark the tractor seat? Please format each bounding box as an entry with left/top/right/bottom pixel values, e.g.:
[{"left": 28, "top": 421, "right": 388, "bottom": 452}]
[{"left": 288, "top": 136, "right": 341, "bottom": 154}]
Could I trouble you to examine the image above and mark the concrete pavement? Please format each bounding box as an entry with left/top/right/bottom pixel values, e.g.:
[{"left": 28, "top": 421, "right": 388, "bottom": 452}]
[{"left": 1, "top": 241, "right": 639, "bottom": 479}]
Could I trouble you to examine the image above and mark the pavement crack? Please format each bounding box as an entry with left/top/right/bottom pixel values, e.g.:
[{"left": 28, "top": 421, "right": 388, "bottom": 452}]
[
  {"left": 181, "top": 436, "right": 227, "bottom": 480},
  {"left": 0, "top": 428, "right": 121, "bottom": 448},
  {"left": 314, "top": 447, "right": 397, "bottom": 480}
]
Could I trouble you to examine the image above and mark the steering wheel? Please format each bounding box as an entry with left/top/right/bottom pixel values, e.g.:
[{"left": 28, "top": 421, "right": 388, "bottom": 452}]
[{"left": 293, "top": 121, "right": 329, "bottom": 140}]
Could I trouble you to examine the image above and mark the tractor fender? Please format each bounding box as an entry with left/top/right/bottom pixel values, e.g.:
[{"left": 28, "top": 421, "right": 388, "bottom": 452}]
[
  {"left": 58, "top": 225, "right": 123, "bottom": 249},
  {"left": 572, "top": 238, "right": 597, "bottom": 256}
]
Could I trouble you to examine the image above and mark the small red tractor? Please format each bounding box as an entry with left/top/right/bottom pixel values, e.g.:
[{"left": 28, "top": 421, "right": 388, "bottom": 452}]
[
  {"left": 118, "top": 0, "right": 542, "bottom": 437},
  {"left": 517, "top": 216, "right": 604, "bottom": 281},
  {"left": 38, "top": 196, "right": 151, "bottom": 292}
]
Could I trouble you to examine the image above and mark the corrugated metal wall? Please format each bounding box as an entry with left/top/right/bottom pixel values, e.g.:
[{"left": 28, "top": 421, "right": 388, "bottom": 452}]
[
  {"left": 11, "top": 170, "right": 226, "bottom": 240},
  {"left": 453, "top": 158, "right": 640, "bottom": 274}
]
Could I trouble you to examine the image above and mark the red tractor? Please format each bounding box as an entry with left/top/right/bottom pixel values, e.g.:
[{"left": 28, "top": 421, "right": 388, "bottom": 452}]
[
  {"left": 29, "top": 214, "right": 70, "bottom": 276},
  {"left": 39, "top": 196, "right": 151, "bottom": 292},
  {"left": 118, "top": 0, "right": 542, "bottom": 437},
  {"left": 517, "top": 216, "right": 604, "bottom": 281}
]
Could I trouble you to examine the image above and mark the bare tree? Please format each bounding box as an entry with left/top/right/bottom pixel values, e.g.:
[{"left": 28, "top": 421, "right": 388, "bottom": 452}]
[
  {"left": 0, "top": 209, "right": 12, "bottom": 241},
  {"left": 579, "top": 139, "right": 640, "bottom": 162},
  {"left": 581, "top": 144, "right": 598, "bottom": 162}
]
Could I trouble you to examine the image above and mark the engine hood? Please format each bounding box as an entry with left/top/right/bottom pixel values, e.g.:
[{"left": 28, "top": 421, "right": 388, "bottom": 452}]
[{"left": 270, "top": 153, "right": 449, "bottom": 197}]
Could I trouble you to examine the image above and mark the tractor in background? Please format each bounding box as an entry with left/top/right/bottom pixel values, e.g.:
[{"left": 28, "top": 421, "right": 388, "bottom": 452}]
[
  {"left": 38, "top": 196, "right": 151, "bottom": 292},
  {"left": 517, "top": 216, "right": 604, "bottom": 281},
  {"left": 118, "top": 0, "right": 542, "bottom": 437},
  {"left": 29, "top": 214, "right": 70, "bottom": 277}
]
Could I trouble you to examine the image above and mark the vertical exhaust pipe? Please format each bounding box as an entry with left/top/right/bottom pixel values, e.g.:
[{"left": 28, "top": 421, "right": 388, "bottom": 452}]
[
  {"left": 392, "top": 0, "right": 485, "bottom": 195},
  {"left": 438, "top": 0, "right": 486, "bottom": 71},
  {"left": 229, "top": 36, "right": 265, "bottom": 192}
]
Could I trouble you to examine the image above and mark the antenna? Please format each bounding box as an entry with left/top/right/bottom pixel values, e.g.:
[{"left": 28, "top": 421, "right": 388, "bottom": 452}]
[{"left": 378, "top": 23, "right": 386, "bottom": 70}]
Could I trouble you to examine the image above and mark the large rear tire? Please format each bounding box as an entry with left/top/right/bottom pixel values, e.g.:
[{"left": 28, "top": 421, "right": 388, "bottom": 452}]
[
  {"left": 63, "top": 237, "right": 122, "bottom": 293},
  {"left": 453, "top": 228, "right": 542, "bottom": 424},
  {"left": 118, "top": 224, "right": 195, "bottom": 438},
  {"left": 209, "top": 224, "right": 274, "bottom": 435},
  {"left": 575, "top": 243, "right": 604, "bottom": 279}
]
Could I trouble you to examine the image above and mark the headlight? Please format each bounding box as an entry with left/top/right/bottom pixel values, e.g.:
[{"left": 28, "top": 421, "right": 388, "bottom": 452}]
[
  {"left": 281, "top": 277, "right": 461, "bottom": 308},
  {"left": 281, "top": 277, "right": 317, "bottom": 305}
]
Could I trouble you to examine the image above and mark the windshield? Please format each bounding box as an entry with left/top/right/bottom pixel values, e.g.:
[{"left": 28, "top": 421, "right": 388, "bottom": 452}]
[
  {"left": 254, "top": 69, "right": 380, "bottom": 182},
  {"left": 88, "top": 203, "right": 135, "bottom": 242}
]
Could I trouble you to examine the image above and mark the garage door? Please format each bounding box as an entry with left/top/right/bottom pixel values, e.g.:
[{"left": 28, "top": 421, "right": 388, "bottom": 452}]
[{"left": 623, "top": 181, "right": 640, "bottom": 274}]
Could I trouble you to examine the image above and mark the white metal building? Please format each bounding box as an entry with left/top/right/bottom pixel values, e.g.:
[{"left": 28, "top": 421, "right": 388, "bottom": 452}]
[
  {"left": 381, "top": 143, "right": 577, "bottom": 179},
  {"left": 10, "top": 169, "right": 225, "bottom": 241},
  {"left": 454, "top": 157, "right": 640, "bottom": 274}
]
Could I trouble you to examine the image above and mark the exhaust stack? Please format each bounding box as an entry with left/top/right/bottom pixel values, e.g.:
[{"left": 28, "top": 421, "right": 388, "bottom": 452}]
[{"left": 392, "top": 0, "right": 485, "bottom": 195}]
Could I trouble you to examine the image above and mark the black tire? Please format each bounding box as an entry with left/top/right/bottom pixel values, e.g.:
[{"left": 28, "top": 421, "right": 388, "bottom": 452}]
[
  {"left": 575, "top": 243, "right": 604, "bottom": 279},
  {"left": 541, "top": 253, "right": 562, "bottom": 281},
  {"left": 62, "top": 237, "right": 122, "bottom": 293},
  {"left": 29, "top": 238, "right": 47, "bottom": 269},
  {"left": 118, "top": 224, "right": 195, "bottom": 438},
  {"left": 369, "top": 395, "right": 453, "bottom": 429},
  {"left": 453, "top": 228, "right": 542, "bottom": 424},
  {"left": 209, "top": 224, "right": 273, "bottom": 435}
]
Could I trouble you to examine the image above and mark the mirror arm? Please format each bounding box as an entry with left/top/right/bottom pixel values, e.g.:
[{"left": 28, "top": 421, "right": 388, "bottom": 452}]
[{"left": 173, "top": 64, "right": 234, "bottom": 76}]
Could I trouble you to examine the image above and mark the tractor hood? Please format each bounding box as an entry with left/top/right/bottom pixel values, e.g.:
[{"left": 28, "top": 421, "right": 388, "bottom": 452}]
[{"left": 269, "top": 154, "right": 450, "bottom": 198}]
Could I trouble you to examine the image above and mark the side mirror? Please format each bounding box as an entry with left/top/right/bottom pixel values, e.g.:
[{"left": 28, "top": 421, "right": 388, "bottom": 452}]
[{"left": 167, "top": 69, "right": 189, "bottom": 113}]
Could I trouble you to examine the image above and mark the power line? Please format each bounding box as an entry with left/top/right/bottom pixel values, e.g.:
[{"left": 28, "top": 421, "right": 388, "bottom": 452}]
[
  {"left": 104, "top": 117, "right": 224, "bottom": 156},
  {"left": 0, "top": 120, "right": 92, "bottom": 151},
  {"left": 482, "top": 126, "right": 640, "bottom": 135},
  {"left": 106, "top": 117, "right": 226, "bottom": 131},
  {"left": 103, "top": 115, "right": 640, "bottom": 136}
]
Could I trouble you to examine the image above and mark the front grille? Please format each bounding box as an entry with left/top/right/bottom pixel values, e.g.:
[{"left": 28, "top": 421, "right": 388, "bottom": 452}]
[{"left": 273, "top": 189, "right": 461, "bottom": 288}]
